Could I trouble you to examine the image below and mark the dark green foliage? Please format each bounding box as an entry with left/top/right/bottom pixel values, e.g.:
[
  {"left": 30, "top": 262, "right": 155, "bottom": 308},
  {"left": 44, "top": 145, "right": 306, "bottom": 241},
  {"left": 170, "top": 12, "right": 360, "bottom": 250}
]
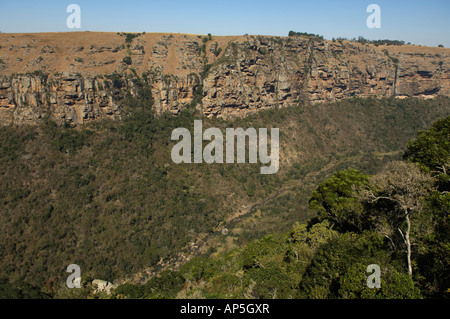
[
  {"left": 403, "top": 116, "right": 450, "bottom": 297},
  {"left": 213, "top": 47, "right": 222, "bottom": 57},
  {"left": 418, "top": 190, "right": 450, "bottom": 297},
  {"left": 144, "top": 270, "right": 185, "bottom": 298},
  {"left": 0, "top": 126, "right": 36, "bottom": 161},
  {"left": 114, "top": 283, "right": 144, "bottom": 299},
  {"left": 200, "top": 43, "right": 206, "bottom": 55},
  {"left": 382, "top": 49, "right": 400, "bottom": 65},
  {"left": 200, "top": 64, "right": 212, "bottom": 79},
  {"left": 0, "top": 278, "right": 50, "bottom": 299},
  {"left": 288, "top": 31, "right": 324, "bottom": 41},
  {"left": 417, "top": 191, "right": 450, "bottom": 297},
  {"left": 179, "top": 257, "right": 216, "bottom": 282},
  {"left": 334, "top": 36, "right": 406, "bottom": 46},
  {"left": 309, "top": 170, "right": 371, "bottom": 232},
  {"left": 300, "top": 231, "right": 421, "bottom": 299},
  {"left": 337, "top": 262, "right": 421, "bottom": 299},
  {"left": 53, "top": 128, "right": 93, "bottom": 154},
  {"left": 190, "top": 84, "right": 203, "bottom": 108},
  {"left": 404, "top": 116, "right": 449, "bottom": 183},
  {"left": 118, "top": 32, "right": 142, "bottom": 43},
  {"left": 122, "top": 56, "right": 132, "bottom": 65},
  {"left": 114, "top": 270, "right": 184, "bottom": 299},
  {"left": 202, "top": 33, "right": 212, "bottom": 43},
  {"left": 356, "top": 36, "right": 405, "bottom": 46}
]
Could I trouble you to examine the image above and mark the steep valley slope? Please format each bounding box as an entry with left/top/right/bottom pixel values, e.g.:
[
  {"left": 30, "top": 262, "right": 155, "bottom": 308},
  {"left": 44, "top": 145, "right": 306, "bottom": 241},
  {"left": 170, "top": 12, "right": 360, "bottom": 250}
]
[{"left": 0, "top": 32, "right": 449, "bottom": 292}]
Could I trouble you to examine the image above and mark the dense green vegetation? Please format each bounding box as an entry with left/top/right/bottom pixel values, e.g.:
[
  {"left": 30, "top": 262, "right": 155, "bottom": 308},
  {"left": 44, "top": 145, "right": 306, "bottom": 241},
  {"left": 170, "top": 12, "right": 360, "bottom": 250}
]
[
  {"left": 0, "top": 81, "right": 449, "bottom": 298},
  {"left": 111, "top": 116, "right": 450, "bottom": 299}
]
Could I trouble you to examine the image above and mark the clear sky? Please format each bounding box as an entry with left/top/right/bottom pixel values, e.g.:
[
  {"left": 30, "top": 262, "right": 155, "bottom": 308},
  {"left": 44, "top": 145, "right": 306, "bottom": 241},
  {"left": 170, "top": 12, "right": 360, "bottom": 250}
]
[{"left": 0, "top": 0, "right": 449, "bottom": 47}]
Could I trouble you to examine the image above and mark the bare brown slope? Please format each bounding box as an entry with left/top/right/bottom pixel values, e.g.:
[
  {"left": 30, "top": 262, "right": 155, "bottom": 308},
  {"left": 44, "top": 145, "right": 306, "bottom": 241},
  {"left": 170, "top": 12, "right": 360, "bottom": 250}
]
[{"left": 0, "top": 32, "right": 242, "bottom": 76}]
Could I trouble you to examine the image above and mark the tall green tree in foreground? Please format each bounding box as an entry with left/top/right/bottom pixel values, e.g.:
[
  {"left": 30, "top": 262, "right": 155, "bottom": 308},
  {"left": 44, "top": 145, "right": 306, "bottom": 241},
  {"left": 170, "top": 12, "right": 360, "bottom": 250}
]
[
  {"left": 309, "top": 169, "right": 370, "bottom": 232},
  {"left": 404, "top": 116, "right": 449, "bottom": 296},
  {"left": 359, "top": 161, "right": 433, "bottom": 276}
]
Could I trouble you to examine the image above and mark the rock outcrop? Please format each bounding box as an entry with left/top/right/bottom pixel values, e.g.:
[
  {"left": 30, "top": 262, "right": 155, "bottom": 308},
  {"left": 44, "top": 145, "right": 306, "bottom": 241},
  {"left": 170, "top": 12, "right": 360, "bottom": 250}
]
[
  {"left": 0, "top": 73, "right": 122, "bottom": 125},
  {"left": 0, "top": 32, "right": 449, "bottom": 125}
]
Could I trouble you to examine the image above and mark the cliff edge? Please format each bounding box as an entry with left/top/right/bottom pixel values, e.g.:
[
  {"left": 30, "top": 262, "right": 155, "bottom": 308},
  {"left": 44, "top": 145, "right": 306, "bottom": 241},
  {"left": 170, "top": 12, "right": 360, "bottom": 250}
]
[{"left": 0, "top": 32, "right": 448, "bottom": 125}]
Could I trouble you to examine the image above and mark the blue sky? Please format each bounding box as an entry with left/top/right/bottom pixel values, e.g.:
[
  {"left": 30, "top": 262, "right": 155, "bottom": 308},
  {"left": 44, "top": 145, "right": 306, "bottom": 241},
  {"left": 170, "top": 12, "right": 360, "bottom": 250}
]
[{"left": 0, "top": 0, "right": 449, "bottom": 47}]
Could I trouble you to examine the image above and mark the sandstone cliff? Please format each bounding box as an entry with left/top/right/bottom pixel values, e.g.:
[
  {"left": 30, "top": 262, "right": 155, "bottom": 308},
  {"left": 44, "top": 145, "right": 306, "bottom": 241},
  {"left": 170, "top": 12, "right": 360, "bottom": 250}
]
[{"left": 0, "top": 32, "right": 449, "bottom": 125}]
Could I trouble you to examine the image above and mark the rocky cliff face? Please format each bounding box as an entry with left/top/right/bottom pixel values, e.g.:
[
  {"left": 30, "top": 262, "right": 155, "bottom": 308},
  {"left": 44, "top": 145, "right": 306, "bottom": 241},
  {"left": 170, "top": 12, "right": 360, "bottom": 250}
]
[
  {"left": 0, "top": 73, "right": 122, "bottom": 125},
  {"left": 0, "top": 32, "right": 449, "bottom": 125}
]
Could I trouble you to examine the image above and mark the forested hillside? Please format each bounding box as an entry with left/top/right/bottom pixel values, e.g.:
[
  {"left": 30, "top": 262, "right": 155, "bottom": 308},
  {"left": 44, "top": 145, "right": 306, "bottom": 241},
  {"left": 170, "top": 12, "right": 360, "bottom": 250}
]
[
  {"left": 111, "top": 115, "right": 450, "bottom": 299},
  {"left": 0, "top": 88, "right": 449, "bottom": 298}
]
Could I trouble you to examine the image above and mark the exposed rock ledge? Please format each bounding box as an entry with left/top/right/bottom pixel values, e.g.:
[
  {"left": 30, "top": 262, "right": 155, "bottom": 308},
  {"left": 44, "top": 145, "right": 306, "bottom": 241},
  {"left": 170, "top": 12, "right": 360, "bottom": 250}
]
[{"left": 0, "top": 32, "right": 448, "bottom": 125}]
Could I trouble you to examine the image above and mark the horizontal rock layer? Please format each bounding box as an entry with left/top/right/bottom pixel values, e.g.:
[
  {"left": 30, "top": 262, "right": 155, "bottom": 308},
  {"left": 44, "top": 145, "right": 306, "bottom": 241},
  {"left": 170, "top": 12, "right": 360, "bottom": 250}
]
[{"left": 0, "top": 32, "right": 449, "bottom": 125}]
